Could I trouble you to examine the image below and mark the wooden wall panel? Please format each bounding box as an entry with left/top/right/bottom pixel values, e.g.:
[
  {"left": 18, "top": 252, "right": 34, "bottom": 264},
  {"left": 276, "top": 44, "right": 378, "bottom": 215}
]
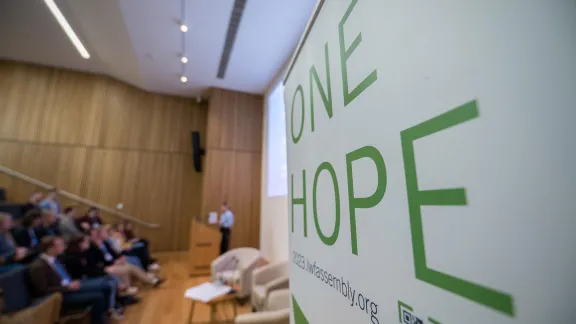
[
  {"left": 206, "top": 88, "right": 263, "bottom": 152},
  {"left": 0, "top": 61, "right": 207, "bottom": 251},
  {"left": 55, "top": 147, "right": 89, "bottom": 194},
  {"left": 198, "top": 88, "right": 263, "bottom": 250}
]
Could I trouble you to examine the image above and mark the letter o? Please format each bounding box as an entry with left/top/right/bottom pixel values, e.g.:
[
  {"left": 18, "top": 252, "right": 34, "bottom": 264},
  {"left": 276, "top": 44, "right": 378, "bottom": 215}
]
[{"left": 291, "top": 85, "right": 305, "bottom": 143}]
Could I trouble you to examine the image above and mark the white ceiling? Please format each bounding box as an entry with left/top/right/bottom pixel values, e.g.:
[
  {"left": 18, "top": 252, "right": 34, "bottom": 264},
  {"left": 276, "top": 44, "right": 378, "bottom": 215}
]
[{"left": 0, "top": 0, "right": 316, "bottom": 97}]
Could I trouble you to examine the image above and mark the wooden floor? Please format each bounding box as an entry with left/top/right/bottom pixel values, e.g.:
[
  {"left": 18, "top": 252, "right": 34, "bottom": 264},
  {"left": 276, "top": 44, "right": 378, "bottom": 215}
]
[{"left": 123, "top": 252, "right": 252, "bottom": 324}]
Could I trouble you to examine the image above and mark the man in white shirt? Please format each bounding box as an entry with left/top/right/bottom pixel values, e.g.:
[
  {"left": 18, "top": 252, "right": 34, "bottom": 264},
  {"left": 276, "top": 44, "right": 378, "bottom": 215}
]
[{"left": 219, "top": 202, "right": 234, "bottom": 255}]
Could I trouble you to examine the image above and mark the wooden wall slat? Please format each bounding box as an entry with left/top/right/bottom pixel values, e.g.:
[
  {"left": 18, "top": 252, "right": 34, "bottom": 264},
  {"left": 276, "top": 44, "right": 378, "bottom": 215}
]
[
  {"left": 205, "top": 89, "right": 263, "bottom": 153},
  {"left": 0, "top": 61, "right": 207, "bottom": 251},
  {"left": 55, "top": 147, "right": 88, "bottom": 195},
  {"left": 198, "top": 88, "right": 263, "bottom": 251}
]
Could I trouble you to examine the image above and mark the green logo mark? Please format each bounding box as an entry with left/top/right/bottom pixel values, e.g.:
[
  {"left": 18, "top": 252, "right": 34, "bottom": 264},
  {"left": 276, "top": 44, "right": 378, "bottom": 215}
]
[
  {"left": 400, "top": 100, "right": 515, "bottom": 316},
  {"left": 293, "top": 295, "right": 310, "bottom": 324}
]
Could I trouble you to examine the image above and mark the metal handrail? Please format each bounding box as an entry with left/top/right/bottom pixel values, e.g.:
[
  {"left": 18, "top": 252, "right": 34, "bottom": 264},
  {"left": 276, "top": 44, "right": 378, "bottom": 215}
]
[{"left": 0, "top": 164, "right": 160, "bottom": 229}]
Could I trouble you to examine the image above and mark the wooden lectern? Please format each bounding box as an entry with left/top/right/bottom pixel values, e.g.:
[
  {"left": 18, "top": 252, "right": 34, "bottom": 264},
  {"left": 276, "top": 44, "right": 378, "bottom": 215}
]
[{"left": 188, "top": 218, "right": 221, "bottom": 276}]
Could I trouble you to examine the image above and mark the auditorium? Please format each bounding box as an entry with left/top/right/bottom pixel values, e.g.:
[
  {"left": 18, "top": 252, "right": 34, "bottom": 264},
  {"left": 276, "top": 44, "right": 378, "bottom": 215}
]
[
  {"left": 1, "top": 0, "right": 575, "bottom": 324},
  {"left": 0, "top": 0, "right": 314, "bottom": 323}
]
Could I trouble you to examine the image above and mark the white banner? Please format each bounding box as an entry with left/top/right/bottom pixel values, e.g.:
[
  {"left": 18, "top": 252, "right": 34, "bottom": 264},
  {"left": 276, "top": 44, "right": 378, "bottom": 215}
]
[{"left": 284, "top": 1, "right": 576, "bottom": 323}]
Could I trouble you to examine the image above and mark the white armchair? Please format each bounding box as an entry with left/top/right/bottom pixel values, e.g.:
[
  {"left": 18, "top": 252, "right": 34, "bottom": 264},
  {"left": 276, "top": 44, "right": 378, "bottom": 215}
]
[
  {"left": 211, "top": 247, "right": 262, "bottom": 298},
  {"left": 251, "top": 260, "right": 289, "bottom": 311},
  {"left": 235, "top": 289, "right": 290, "bottom": 324}
]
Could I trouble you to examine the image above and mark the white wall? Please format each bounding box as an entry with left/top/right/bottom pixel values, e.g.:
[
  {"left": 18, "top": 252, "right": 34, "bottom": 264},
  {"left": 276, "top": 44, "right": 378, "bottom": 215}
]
[{"left": 259, "top": 65, "right": 289, "bottom": 263}]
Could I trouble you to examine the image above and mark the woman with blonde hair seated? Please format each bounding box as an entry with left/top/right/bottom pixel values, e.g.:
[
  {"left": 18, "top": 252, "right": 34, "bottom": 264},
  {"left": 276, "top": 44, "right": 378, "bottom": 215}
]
[{"left": 108, "top": 223, "right": 159, "bottom": 272}]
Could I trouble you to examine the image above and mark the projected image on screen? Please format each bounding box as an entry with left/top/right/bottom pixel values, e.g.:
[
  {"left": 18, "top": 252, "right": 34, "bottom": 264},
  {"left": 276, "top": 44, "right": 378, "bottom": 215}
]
[{"left": 267, "top": 82, "right": 288, "bottom": 197}]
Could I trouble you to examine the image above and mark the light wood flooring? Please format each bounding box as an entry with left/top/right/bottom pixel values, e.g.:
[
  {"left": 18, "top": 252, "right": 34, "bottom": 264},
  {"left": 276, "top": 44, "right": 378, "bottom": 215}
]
[{"left": 123, "top": 252, "right": 253, "bottom": 324}]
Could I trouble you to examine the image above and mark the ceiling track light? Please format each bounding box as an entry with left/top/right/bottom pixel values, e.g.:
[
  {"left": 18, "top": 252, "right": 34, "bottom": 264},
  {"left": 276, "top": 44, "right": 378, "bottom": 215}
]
[
  {"left": 43, "top": 0, "right": 90, "bottom": 59},
  {"left": 180, "top": 0, "right": 188, "bottom": 86}
]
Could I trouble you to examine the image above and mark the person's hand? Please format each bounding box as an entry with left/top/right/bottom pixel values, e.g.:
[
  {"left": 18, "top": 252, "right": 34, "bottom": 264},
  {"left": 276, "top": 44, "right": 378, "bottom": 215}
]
[
  {"left": 68, "top": 281, "right": 81, "bottom": 291},
  {"left": 14, "top": 247, "right": 28, "bottom": 260},
  {"left": 104, "top": 266, "right": 114, "bottom": 274},
  {"left": 81, "top": 222, "right": 90, "bottom": 230},
  {"left": 113, "top": 258, "right": 125, "bottom": 265}
]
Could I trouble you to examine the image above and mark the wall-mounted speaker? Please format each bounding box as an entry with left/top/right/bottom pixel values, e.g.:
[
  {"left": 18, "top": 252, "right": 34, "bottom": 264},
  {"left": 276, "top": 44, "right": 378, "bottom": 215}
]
[{"left": 191, "top": 131, "right": 205, "bottom": 172}]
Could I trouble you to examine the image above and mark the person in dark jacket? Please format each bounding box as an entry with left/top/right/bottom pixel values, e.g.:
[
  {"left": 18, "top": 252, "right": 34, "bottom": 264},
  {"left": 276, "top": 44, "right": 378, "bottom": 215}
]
[
  {"left": 86, "top": 228, "right": 163, "bottom": 289},
  {"left": 61, "top": 235, "right": 108, "bottom": 279},
  {"left": 0, "top": 212, "right": 31, "bottom": 266},
  {"left": 77, "top": 207, "right": 105, "bottom": 230},
  {"left": 61, "top": 236, "right": 128, "bottom": 312},
  {"left": 12, "top": 209, "right": 43, "bottom": 249},
  {"left": 86, "top": 228, "right": 122, "bottom": 267},
  {"left": 27, "top": 236, "right": 121, "bottom": 323},
  {"left": 62, "top": 236, "right": 138, "bottom": 297}
]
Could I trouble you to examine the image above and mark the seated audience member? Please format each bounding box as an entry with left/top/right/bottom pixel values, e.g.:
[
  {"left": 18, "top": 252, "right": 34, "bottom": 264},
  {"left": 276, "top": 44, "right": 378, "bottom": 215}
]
[
  {"left": 12, "top": 209, "right": 43, "bottom": 249},
  {"left": 63, "top": 236, "right": 140, "bottom": 298},
  {"left": 62, "top": 236, "right": 127, "bottom": 316},
  {"left": 0, "top": 212, "right": 33, "bottom": 266},
  {"left": 21, "top": 190, "right": 44, "bottom": 215},
  {"left": 38, "top": 210, "right": 61, "bottom": 238},
  {"left": 119, "top": 222, "right": 153, "bottom": 253},
  {"left": 39, "top": 188, "right": 61, "bottom": 219},
  {"left": 61, "top": 236, "right": 110, "bottom": 279},
  {"left": 86, "top": 228, "right": 163, "bottom": 289},
  {"left": 118, "top": 222, "right": 158, "bottom": 263},
  {"left": 99, "top": 226, "right": 142, "bottom": 269},
  {"left": 120, "top": 221, "right": 137, "bottom": 241},
  {"left": 107, "top": 225, "right": 159, "bottom": 272},
  {"left": 78, "top": 207, "right": 105, "bottom": 229},
  {"left": 61, "top": 236, "right": 135, "bottom": 298},
  {"left": 106, "top": 225, "right": 126, "bottom": 253},
  {"left": 28, "top": 236, "right": 122, "bottom": 323},
  {"left": 59, "top": 206, "right": 83, "bottom": 243}
]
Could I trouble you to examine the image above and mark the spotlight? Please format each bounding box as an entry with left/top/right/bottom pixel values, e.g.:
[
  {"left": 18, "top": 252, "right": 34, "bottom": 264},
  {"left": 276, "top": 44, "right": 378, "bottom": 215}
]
[
  {"left": 181, "top": 76, "right": 188, "bottom": 83},
  {"left": 181, "top": 56, "right": 188, "bottom": 63},
  {"left": 180, "top": 24, "right": 188, "bottom": 32}
]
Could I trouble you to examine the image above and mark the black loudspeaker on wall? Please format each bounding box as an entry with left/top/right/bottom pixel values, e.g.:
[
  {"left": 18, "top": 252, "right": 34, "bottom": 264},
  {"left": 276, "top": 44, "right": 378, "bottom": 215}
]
[{"left": 191, "top": 131, "right": 205, "bottom": 172}]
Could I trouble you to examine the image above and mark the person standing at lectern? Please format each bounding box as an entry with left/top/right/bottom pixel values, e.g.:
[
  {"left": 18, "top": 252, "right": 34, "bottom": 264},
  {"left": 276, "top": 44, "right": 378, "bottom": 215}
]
[{"left": 219, "top": 202, "right": 234, "bottom": 255}]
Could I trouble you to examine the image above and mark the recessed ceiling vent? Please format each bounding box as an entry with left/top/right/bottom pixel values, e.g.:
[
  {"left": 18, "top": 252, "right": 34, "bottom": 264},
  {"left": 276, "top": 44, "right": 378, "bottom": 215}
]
[{"left": 216, "top": 0, "right": 246, "bottom": 79}]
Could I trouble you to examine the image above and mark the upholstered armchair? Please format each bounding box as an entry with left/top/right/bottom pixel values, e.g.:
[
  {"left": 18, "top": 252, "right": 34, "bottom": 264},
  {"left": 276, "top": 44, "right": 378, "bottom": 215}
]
[
  {"left": 235, "top": 289, "right": 290, "bottom": 324},
  {"left": 251, "top": 260, "right": 289, "bottom": 311},
  {"left": 211, "top": 247, "right": 262, "bottom": 298}
]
